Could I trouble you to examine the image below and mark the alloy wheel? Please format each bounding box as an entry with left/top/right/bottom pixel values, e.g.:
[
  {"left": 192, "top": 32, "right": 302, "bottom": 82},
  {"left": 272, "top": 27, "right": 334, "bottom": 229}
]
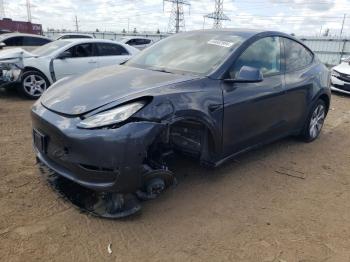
[
  {"left": 22, "top": 74, "right": 47, "bottom": 97},
  {"left": 309, "top": 104, "right": 325, "bottom": 139}
]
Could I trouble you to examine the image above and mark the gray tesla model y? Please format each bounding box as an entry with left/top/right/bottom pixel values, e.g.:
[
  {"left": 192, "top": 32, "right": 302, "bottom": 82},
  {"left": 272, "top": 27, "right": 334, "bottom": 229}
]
[{"left": 31, "top": 29, "right": 331, "bottom": 217}]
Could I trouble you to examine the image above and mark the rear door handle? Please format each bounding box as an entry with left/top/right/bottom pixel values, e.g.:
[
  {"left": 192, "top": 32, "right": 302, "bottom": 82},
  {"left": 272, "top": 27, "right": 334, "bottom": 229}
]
[{"left": 88, "top": 60, "right": 97, "bottom": 64}]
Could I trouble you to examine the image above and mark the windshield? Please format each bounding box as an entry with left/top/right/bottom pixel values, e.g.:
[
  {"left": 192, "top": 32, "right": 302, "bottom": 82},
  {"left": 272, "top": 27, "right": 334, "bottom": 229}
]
[
  {"left": 126, "top": 32, "right": 244, "bottom": 75},
  {"left": 32, "top": 40, "right": 71, "bottom": 56}
]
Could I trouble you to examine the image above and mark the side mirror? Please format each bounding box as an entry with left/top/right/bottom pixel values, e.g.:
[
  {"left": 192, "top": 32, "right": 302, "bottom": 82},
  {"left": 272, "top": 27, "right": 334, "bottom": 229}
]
[
  {"left": 56, "top": 51, "right": 71, "bottom": 59},
  {"left": 0, "top": 42, "right": 6, "bottom": 49},
  {"left": 225, "top": 66, "right": 264, "bottom": 83}
]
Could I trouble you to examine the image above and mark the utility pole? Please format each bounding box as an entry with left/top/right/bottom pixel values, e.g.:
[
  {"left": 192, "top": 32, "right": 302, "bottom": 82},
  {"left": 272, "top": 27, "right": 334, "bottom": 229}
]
[
  {"left": 74, "top": 15, "right": 79, "bottom": 32},
  {"left": 340, "top": 13, "right": 346, "bottom": 37},
  {"left": 0, "top": 0, "right": 5, "bottom": 19},
  {"left": 204, "top": 0, "right": 230, "bottom": 29},
  {"left": 163, "top": 0, "right": 190, "bottom": 33},
  {"left": 127, "top": 18, "right": 130, "bottom": 33},
  {"left": 26, "top": 0, "right": 32, "bottom": 22}
]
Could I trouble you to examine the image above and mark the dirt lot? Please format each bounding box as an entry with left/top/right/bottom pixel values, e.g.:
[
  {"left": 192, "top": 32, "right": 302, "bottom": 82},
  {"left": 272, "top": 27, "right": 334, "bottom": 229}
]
[{"left": 0, "top": 89, "right": 350, "bottom": 262}]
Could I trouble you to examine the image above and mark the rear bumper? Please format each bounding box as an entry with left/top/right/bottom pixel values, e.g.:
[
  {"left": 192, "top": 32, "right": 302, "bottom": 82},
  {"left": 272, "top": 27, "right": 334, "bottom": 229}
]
[{"left": 31, "top": 102, "right": 165, "bottom": 193}]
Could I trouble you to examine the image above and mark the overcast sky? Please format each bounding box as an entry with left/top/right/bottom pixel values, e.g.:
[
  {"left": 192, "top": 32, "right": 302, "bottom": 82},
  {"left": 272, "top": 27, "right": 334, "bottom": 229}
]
[{"left": 4, "top": 0, "right": 350, "bottom": 36}]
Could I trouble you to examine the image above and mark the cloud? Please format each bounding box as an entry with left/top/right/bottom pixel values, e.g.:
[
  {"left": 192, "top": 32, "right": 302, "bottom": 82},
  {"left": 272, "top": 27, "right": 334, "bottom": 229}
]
[
  {"left": 3, "top": 0, "right": 350, "bottom": 36},
  {"left": 269, "top": 0, "right": 335, "bottom": 11}
]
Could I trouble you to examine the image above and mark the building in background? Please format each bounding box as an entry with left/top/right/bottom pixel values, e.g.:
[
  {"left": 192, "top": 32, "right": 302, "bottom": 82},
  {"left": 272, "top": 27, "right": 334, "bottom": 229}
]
[{"left": 0, "top": 18, "right": 42, "bottom": 35}]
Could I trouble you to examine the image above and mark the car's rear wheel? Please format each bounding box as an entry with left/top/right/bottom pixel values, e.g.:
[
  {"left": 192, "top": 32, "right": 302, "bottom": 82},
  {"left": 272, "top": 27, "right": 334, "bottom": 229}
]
[
  {"left": 301, "top": 99, "right": 326, "bottom": 142},
  {"left": 19, "top": 71, "right": 49, "bottom": 99}
]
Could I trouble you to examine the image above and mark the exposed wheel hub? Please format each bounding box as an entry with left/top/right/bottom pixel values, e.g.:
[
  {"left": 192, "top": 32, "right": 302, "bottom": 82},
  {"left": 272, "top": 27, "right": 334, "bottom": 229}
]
[
  {"left": 146, "top": 178, "right": 166, "bottom": 196},
  {"left": 136, "top": 169, "right": 176, "bottom": 200}
]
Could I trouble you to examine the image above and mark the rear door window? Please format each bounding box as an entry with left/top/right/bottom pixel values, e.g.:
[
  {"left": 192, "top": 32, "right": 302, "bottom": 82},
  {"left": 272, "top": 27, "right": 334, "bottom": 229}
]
[
  {"left": 126, "top": 39, "right": 136, "bottom": 45},
  {"left": 3, "top": 36, "right": 24, "bottom": 46},
  {"left": 283, "top": 38, "right": 313, "bottom": 72},
  {"left": 96, "top": 43, "right": 129, "bottom": 56},
  {"left": 65, "top": 43, "right": 94, "bottom": 58},
  {"left": 62, "top": 35, "right": 91, "bottom": 39},
  {"left": 22, "top": 37, "right": 51, "bottom": 46},
  {"left": 136, "top": 39, "right": 151, "bottom": 45}
]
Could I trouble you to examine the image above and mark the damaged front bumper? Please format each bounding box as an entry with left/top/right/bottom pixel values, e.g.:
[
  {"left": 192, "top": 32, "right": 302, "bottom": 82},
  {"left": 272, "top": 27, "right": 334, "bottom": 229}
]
[
  {"left": 0, "top": 58, "right": 23, "bottom": 87},
  {"left": 31, "top": 101, "right": 166, "bottom": 194}
]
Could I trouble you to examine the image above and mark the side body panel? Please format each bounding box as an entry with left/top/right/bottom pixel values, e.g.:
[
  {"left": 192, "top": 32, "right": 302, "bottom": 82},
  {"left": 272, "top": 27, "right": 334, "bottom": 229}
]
[
  {"left": 53, "top": 56, "right": 98, "bottom": 80},
  {"left": 222, "top": 75, "right": 287, "bottom": 156}
]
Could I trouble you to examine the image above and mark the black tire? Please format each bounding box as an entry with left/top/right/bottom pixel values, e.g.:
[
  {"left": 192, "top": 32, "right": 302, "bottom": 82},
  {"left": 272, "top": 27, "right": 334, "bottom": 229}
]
[
  {"left": 18, "top": 70, "right": 50, "bottom": 99},
  {"left": 300, "top": 99, "right": 327, "bottom": 142}
]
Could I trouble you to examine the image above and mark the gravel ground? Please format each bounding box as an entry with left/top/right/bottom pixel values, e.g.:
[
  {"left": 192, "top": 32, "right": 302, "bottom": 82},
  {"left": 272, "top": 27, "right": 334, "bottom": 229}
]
[{"left": 0, "top": 88, "right": 350, "bottom": 262}]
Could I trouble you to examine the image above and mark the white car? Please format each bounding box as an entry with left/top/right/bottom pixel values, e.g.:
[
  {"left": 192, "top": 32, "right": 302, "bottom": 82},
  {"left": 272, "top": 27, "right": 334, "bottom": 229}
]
[
  {"left": 0, "top": 33, "right": 52, "bottom": 51},
  {"left": 56, "top": 33, "right": 94, "bottom": 40},
  {"left": 119, "top": 37, "right": 153, "bottom": 50},
  {"left": 0, "top": 39, "right": 139, "bottom": 99},
  {"left": 331, "top": 58, "right": 350, "bottom": 95}
]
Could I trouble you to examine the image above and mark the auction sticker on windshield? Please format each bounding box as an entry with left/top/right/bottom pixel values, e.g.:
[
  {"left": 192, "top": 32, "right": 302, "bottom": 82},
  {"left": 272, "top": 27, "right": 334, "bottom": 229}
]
[{"left": 207, "top": 39, "right": 234, "bottom": 48}]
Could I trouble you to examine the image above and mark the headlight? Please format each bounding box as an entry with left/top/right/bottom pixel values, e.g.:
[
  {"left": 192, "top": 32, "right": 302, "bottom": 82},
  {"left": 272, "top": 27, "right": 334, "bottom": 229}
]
[
  {"left": 77, "top": 101, "right": 145, "bottom": 129},
  {"left": 331, "top": 70, "right": 340, "bottom": 77}
]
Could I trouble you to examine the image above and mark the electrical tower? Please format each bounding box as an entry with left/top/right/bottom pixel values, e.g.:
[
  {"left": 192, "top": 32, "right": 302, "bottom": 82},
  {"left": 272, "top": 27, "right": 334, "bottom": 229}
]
[
  {"left": 204, "top": 0, "right": 230, "bottom": 29},
  {"left": 0, "top": 0, "right": 5, "bottom": 19},
  {"left": 26, "top": 0, "right": 32, "bottom": 22},
  {"left": 164, "top": 0, "right": 190, "bottom": 33},
  {"left": 74, "top": 15, "right": 79, "bottom": 32}
]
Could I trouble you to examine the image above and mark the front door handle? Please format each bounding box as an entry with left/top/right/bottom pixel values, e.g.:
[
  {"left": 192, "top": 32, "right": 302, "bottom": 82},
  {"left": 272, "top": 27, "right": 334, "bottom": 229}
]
[{"left": 88, "top": 60, "right": 97, "bottom": 64}]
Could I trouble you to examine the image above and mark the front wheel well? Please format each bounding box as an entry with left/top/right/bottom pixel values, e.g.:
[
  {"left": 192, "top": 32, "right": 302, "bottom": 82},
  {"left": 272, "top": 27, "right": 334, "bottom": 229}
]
[
  {"left": 319, "top": 94, "right": 330, "bottom": 114},
  {"left": 146, "top": 119, "right": 216, "bottom": 169},
  {"left": 168, "top": 119, "right": 216, "bottom": 158},
  {"left": 22, "top": 67, "right": 50, "bottom": 83}
]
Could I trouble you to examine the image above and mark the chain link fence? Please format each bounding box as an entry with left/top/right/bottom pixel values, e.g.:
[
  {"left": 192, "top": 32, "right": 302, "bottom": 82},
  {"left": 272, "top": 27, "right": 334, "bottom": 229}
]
[
  {"left": 43, "top": 31, "right": 349, "bottom": 68},
  {"left": 44, "top": 30, "right": 169, "bottom": 43},
  {"left": 300, "top": 37, "right": 350, "bottom": 67}
]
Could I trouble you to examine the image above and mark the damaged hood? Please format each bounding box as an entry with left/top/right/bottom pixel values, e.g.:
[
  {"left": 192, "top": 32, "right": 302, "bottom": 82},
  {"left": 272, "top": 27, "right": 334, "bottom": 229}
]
[
  {"left": 41, "top": 65, "right": 197, "bottom": 116},
  {"left": 0, "top": 48, "right": 35, "bottom": 63}
]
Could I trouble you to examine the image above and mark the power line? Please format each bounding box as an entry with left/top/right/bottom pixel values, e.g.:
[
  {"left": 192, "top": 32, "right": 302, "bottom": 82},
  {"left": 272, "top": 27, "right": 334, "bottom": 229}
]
[
  {"left": 204, "top": 0, "right": 230, "bottom": 29},
  {"left": 340, "top": 14, "right": 346, "bottom": 37},
  {"left": 26, "top": 0, "right": 31, "bottom": 22},
  {"left": 164, "top": 0, "right": 190, "bottom": 33},
  {"left": 74, "top": 15, "right": 79, "bottom": 32}
]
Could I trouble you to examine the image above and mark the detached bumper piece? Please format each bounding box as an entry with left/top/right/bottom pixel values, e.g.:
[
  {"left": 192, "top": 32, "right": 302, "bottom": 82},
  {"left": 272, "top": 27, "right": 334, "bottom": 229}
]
[
  {"left": 0, "top": 61, "right": 23, "bottom": 87},
  {"left": 331, "top": 75, "right": 350, "bottom": 94},
  {"left": 38, "top": 161, "right": 141, "bottom": 219}
]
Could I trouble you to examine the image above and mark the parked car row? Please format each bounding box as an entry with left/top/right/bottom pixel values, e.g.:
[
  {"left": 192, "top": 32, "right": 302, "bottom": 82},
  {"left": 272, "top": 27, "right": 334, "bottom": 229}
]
[
  {"left": 0, "top": 38, "right": 139, "bottom": 98},
  {"left": 0, "top": 32, "right": 156, "bottom": 51}
]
